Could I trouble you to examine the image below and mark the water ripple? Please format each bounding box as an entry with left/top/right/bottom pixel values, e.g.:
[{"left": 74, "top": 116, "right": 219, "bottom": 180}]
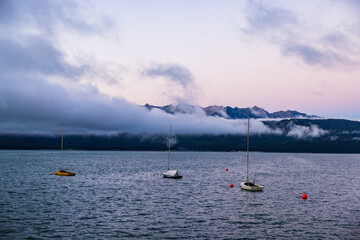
[{"left": 0, "top": 151, "right": 359, "bottom": 239}]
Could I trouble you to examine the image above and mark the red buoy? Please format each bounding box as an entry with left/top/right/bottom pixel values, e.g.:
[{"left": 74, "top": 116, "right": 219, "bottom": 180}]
[
  {"left": 229, "top": 183, "right": 234, "bottom": 188},
  {"left": 225, "top": 168, "right": 228, "bottom": 171},
  {"left": 302, "top": 194, "right": 308, "bottom": 200}
]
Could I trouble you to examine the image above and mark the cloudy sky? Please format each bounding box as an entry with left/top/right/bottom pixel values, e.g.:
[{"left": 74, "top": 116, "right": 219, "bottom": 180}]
[{"left": 0, "top": 0, "right": 359, "bottom": 134}]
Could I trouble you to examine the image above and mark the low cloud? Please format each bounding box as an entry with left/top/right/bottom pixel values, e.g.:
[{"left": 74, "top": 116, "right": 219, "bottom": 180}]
[
  {"left": 330, "top": 136, "right": 339, "bottom": 141},
  {"left": 287, "top": 124, "right": 328, "bottom": 139},
  {"left": 0, "top": 73, "right": 280, "bottom": 135}
]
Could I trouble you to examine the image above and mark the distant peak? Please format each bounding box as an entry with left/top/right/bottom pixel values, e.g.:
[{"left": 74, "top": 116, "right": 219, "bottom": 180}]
[{"left": 142, "top": 103, "right": 318, "bottom": 119}]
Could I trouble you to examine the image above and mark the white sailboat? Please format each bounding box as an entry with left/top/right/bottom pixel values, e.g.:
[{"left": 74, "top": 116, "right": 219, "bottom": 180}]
[
  {"left": 240, "top": 117, "right": 263, "bottom": 191},
  {"left": 163, "top": 124, "right": 183, "bottom": 179}
]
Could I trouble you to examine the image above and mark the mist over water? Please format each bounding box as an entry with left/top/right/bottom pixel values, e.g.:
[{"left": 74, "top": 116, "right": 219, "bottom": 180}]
[{"left": 1, "top": 151, "right": 359, "bottom": 239}]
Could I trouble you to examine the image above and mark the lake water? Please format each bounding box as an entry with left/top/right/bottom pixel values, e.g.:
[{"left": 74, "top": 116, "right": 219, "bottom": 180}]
[{"left": 0, "top": 150, "right": 359, "bottom": 239}]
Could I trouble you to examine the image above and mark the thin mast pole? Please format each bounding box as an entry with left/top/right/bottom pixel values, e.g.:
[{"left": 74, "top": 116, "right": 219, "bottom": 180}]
[
  {"left": 246, "top": 117, "right": 250, "bottom": 182},
  {"left": 167, "top": 124, "right": 172, "bottom": 171},
  {"left": 60, "top": 125, "right": 64, "bottom": 170}
]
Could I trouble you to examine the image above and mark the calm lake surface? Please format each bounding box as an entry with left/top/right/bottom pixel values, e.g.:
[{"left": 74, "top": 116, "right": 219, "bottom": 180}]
[{"left": 0, "top": 150, "right": 359, "bottom": 239}]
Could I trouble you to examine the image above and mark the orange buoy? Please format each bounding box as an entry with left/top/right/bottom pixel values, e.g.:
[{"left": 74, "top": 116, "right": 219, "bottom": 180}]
[
  {"left": 302, "top": 194, "right": 308, "bottom": 200},
  {"left": 225, "top": 168, "right": 228, "bottom": 171},
  {"left": 230, "top": 183, "right": 234, "bottom": 188}
]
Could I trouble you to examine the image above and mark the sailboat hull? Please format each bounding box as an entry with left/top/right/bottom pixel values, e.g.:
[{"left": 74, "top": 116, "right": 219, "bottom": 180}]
[
  {"left": 163, "top": 174, "right": 182, "bottom": 179},
  {"left": 240, "top": 182, "right": 263, "bottom": 191},
  {"left": 55, "top": 170, "right": 76, "bottom": 176},
  {"left": 163, "top": 170, "right": 182, "bottom": 179}
]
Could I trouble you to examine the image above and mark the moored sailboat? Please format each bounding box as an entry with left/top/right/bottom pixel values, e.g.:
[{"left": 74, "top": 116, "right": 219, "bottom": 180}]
[
  {"left": 55, "top": 126, "right": 75, "bottom": 176},
  {"left": 240, "top": 117, "right": 263, "bottom": 191},
  {"left": 163, "top": 124, "right": 182, "bottom": 179}
]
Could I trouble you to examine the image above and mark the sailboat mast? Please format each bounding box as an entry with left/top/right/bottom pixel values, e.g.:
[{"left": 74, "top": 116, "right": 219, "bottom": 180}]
[
  {"left": 246, "top": 117, "right": 250, "bottom": 181},
  {"left": 60, "top": 125, "right": 64, "bottom": 170},
  {"left": 167, "top": 124, "right": 172, "bottom": 171}
]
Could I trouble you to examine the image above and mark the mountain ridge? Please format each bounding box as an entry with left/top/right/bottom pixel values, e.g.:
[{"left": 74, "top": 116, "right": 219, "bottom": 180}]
[{"left": 144, "top": 103, "right": 319, "bottom": 119}]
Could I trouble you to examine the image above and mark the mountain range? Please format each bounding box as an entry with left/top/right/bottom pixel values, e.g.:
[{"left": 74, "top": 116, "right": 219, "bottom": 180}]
[
  {"left": 143, "top": 103, "right": 318, "bottom": 119},
  {"left": 2, "top": 103, "right": 360, "bottom": 153}
]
